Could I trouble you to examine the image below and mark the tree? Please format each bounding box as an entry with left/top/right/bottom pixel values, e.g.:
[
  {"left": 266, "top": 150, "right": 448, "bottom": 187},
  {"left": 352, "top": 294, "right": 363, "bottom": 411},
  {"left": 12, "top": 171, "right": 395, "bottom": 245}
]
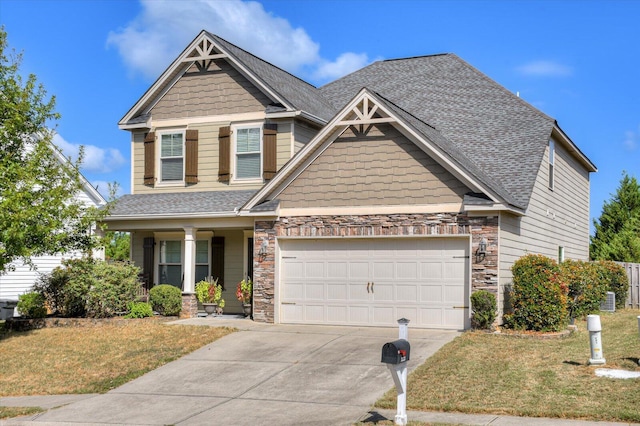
[
  {"left": 0, "top": 27, "right": 106, "bottom": 273},
  {"left": 590, "top": 172, "right": 640, "bottom": 262},
  {"left": 104, "top": 231, "right": 130, "bottom": 261}
]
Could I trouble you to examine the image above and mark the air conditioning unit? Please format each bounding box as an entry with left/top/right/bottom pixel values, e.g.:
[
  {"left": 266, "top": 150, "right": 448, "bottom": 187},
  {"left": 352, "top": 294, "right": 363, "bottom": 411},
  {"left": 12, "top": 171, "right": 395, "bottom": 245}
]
[{"left": 600, "top": 291, "right": 615, "bottom": 312}]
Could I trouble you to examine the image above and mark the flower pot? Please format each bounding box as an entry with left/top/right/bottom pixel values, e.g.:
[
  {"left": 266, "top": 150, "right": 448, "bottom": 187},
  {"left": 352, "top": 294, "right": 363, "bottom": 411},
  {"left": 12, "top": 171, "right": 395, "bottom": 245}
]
[
  {"left": 203, "top": 303, "right": 218, "bottom": 317},
  {"left": 242, "top": 303, "right": 251, "bottom": 317}
]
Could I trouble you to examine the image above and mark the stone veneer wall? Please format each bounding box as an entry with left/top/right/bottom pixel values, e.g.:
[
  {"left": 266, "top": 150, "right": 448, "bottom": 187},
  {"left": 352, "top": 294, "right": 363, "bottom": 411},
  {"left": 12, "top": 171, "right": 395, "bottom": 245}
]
[
  {"left": 181, "top": 293, "right": 198, "bottom": 319},
  {"left": 253, "top": 214, "right": 498, "bottom": 324}
]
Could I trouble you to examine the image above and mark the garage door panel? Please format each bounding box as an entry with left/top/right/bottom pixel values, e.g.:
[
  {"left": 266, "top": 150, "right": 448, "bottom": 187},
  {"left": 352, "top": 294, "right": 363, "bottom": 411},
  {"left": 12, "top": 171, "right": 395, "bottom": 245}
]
[
  {"left": 396, "top": 284, "right": 418, "bottom": 302},
  {"left": 280, "top": 238, "right": 469, "bottom": 329},
  {"left": 306, "top": 283, "right": 324, "bottom": 300},
  {"left": 327, "top": 282, "right": 348, "bottom": 300}
]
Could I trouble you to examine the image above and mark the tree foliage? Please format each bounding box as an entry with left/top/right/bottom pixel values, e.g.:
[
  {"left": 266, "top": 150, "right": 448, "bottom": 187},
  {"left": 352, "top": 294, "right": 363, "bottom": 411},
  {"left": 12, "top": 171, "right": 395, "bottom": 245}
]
[
  {"left": 591, "top": 172, "right": 640, "bottom": 262},
  {"left": 104, "top": 231, "right": 130, "bottom": 261},
  {"left": 0, "top": 27, "right": 106, "bottom": 273}
]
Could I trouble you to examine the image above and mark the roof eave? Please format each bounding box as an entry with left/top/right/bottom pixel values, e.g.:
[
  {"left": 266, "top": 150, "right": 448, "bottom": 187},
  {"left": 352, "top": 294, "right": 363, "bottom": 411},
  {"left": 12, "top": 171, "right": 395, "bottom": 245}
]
[{"left": 552, "top": 123, "right": 597, "bottom": 173}]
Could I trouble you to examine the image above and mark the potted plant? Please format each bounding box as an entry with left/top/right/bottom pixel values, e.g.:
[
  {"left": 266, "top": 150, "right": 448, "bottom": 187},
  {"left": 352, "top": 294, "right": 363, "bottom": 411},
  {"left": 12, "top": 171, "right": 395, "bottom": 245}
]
[
  {"left": 195, "top": 276, "right": 225, "bottom": 316},
  {"left": 236, "top": 277, "right": 252, "bottom": 316}
]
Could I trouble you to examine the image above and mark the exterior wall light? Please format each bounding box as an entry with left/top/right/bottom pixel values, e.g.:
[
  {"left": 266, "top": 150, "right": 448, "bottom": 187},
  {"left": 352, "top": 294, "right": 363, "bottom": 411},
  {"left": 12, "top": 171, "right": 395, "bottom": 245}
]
[
  {"left": 258, "top": 239, "right": 269, "bottom": 259},
  {"left": 475, "top": 237, "right": 487, "bottom": 262}
]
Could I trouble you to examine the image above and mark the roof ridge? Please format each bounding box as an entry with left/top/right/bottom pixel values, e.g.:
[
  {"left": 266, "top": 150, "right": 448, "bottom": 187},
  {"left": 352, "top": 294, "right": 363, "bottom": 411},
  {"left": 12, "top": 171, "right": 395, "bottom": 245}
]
[
  {"left": 207, "top": 32, "right": 320, "bottom": 90},
  {"left": 380, "top": 52, "right": 451, "bottom": 62}
]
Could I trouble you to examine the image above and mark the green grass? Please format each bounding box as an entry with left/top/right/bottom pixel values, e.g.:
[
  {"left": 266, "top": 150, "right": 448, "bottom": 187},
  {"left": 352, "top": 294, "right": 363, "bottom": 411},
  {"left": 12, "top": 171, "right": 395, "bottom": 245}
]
[
  {"left": 0, "top": 406, "right": 44, "bottom": 419},
  {"left": 376, "top": 309, "right": 640, "bottom": 422}
]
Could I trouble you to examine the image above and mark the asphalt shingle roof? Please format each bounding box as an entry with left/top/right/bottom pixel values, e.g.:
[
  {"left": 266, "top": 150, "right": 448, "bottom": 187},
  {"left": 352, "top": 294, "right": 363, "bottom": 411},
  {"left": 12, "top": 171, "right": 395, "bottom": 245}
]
[
  {"left": 320, "top": 54, "right": 556, "bottom": 209},
  {"left": 109, "top": 190, "right": 258, "bottom": 217},
  {"left": 208, "top": 33, "right": 336, "bottom": 122}
]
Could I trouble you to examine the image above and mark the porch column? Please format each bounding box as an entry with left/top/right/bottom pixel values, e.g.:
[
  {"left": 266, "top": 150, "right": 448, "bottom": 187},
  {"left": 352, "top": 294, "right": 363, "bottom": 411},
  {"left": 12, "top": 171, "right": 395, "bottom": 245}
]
[{"left": 183, "top": 227, "right": 197, "bottom": 293}]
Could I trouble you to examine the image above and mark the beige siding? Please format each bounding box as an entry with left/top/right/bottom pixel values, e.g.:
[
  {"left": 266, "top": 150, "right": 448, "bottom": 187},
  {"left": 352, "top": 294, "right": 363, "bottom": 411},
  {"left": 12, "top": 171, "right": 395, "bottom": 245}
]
[
  {"left": 130, "top": 231, "right": 154, "bottom": 270},
  {"left": 499, "top": 137, "right": 591, "bottom": 298},
  {"left": 278, "top": 124, "right": 470, "bottom": 208},
  {"left": 133, "top": 121, "right": 295, "bottom": 194},
  {"left": 151, "top": 61, "right": 271, "bottom": 120},
  {"left": 215, "top": 230, "right": 246, "bottom": 313},
  {"left": 294, "top": 120, "right": 320, "bottom": 153},
  {"left": 276, "top": 121, "right": 292, "bottom": 169}
]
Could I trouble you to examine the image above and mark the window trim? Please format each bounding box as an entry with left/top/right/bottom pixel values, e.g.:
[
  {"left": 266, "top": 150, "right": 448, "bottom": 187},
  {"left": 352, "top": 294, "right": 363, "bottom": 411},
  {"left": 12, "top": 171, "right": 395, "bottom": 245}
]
[
  {"left": 154, "top": 232, "right": 213, "bottom": 288},
  {"left": 157, "top": 239, "right": 183, "bottom": 289},
  {"left": 548, "top": 139, "right": 555, "bottom": 191},
  {"left": 232, "top": 123, "right": 263, "bottom": 183},
  {"left": 157, "top": 129, "right": 186, "bottom": 186}
]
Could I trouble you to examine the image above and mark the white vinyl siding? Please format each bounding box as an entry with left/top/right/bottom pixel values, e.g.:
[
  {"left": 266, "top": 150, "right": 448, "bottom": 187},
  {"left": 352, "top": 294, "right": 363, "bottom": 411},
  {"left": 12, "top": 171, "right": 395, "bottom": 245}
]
[{"left": 160, "top": 132, "right": 184, "bottom": 182}]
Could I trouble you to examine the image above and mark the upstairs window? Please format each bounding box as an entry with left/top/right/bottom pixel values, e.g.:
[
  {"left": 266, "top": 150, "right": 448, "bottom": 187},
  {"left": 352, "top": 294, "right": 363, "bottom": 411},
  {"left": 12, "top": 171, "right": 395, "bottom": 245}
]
[
  {"left": 160, "top": 132, "right": 184, "bottom": 182},
  {"left": 548, "top": 139, "right": 555, "bottom": 190},
  {"left": 235, "top": 126, "right": 262, "bottom": 179}
]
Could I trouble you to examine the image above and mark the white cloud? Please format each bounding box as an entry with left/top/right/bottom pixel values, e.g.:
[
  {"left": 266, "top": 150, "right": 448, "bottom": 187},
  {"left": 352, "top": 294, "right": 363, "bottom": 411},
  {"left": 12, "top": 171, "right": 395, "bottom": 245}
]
[
  {"left": 314, "top": 52, "right": 372, "bottom": 81},
  {"left": 52, "top": 134, "right": 127, "bottom": 174},
  {"left": 107, "top": 0, "right": 371, "bottom": 82},
  {"left": 516, "top": 60, "right": 573, "bottom": 77}
]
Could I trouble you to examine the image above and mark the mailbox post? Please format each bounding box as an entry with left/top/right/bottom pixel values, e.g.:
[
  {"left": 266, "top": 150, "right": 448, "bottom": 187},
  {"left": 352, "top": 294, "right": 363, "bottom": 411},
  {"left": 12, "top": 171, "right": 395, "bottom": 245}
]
[{"left": 381, "top": 318, "right": 411, "bottom": 425}]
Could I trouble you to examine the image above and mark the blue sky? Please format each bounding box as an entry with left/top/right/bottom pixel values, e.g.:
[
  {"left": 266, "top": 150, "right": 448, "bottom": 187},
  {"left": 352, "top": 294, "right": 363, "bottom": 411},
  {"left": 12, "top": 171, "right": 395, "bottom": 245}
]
[{"left": 2, "top": 0, "right": 639, "bottom": 230}]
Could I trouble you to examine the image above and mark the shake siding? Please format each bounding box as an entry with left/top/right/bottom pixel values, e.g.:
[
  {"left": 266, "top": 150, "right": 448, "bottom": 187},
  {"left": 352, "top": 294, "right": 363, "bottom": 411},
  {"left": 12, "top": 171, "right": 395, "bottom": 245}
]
[
  {"left": 278, "top": 124, "right": 469, "bottom": 208},
  {"left": 151, "top": 61, "right": 271, "bottom": 120},
  {"left": 499, "top": 139, "right": 591, "bottom": 293}
]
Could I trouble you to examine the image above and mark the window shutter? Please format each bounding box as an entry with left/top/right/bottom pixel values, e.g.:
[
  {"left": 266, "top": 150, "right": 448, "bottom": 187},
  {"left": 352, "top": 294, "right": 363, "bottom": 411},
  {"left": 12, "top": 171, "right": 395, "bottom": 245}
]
[
  {"left": 218, "top": 126, "right": 230, "bottom": 182},
  {"left": 185, "top": 129, "right": 198, "bottom": 184},
  {"left": 143, "top": 237, "right": 155, "bottom": 289},
  {"left": 144, "top": 132, "right": 155, "bottom": 185},
  {"left": 263, "top": 123, "right": 277, "bottom": 180},
  {"left": 211, "top": 237, "right": 225, "bottom": 290}
]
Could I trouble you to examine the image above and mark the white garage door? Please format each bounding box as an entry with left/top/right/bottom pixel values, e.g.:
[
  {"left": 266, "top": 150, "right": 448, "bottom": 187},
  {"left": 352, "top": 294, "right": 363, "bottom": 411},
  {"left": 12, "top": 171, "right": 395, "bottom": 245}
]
[{"left": 279, "top": 238, "right": 469, "bottom": 329}]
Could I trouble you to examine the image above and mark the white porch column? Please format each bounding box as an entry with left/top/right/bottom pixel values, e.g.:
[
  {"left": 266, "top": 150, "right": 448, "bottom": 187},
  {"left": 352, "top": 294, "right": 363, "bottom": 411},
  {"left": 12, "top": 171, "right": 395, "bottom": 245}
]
[{"left": 183, "top": 227, "right": 197, "bottom": 293}]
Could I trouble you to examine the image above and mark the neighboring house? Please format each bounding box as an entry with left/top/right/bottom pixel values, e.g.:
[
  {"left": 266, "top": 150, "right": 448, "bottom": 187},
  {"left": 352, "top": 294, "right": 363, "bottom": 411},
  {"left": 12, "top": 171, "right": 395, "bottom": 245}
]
[
  {"left": 0, "top": 144, "right": 107, "bottom": 311},
  {"left": 104, "top": 31, "right": 596, "bottom": 329}
]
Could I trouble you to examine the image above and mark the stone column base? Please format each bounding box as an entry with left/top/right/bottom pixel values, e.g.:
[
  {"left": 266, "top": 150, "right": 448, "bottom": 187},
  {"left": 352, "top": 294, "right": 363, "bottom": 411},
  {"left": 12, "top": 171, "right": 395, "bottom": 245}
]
[{"left": 181, "top": 293, "right": 198, "bottom": 319}]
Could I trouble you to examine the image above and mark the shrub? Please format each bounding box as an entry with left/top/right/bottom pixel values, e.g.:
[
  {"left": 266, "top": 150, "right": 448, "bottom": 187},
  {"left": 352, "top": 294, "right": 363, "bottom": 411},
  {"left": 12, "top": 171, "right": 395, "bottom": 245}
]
[
  {"left": 85, "top": 261, "right": 141, "bottom": 318},
  {"left": 504, "top": 254, "right": 568, "bottom": 332},
  {"left": 470, "top": 290, "right": 497, "bottom": 330},
  {"left": 34, "top": 258, "right": 96, "bottom": 317},
  {"left": 149, "top": 284, "right": 182, "bottom": 316},
  {"left": 560, "top": 260, "right": 608, "bottom": 321},
  {"left": 34, "top": 258, "right": 141, "bottom": 318},
  {"left": 17, "top": 292, "right": 47, "bottom": 318},
  {"left": 124, "top": 301, "right": 154, "bottom": 319},
  {"left": 594, "top": 261, "right": 629, "bottom": 309}
]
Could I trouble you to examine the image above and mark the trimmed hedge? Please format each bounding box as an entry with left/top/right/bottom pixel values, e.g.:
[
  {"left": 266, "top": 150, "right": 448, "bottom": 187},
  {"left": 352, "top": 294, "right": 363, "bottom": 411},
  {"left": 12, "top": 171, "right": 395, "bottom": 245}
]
[
  {"left": 504, "top": 254, "right": 568, "bottom": 332},
  {"left": 149, "top": 284, "right": 182, "bottom": 316},
  {"left": 594, "top": 261, "right": 629, "bottom": 309},
  {"left": 561, "top": 260, "right": 608, "bottom": 321},
  {"left": 471, "top": 290, "right": 497, "bottom": 330}
]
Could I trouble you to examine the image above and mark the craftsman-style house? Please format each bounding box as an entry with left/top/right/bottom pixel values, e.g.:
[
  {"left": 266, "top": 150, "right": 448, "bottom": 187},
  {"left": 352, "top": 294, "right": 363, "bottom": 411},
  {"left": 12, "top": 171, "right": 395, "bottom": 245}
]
[{"left": 104, "top": 31, "right": 596, "bottom": 329}]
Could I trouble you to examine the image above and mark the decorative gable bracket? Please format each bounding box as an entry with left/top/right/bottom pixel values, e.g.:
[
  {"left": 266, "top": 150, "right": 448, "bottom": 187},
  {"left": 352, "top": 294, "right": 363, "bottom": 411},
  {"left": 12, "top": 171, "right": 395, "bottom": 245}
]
[
  {"left": 337, "top": 96, "right": 395, "bottom": 126},
  {"left": 182, "top": 36, "right": 227, "bottom": 70}
]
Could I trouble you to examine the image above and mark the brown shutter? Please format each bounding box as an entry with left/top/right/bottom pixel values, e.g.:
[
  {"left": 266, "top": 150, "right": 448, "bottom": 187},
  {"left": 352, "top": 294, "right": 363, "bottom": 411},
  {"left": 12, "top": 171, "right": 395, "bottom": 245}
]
[
  {"left": 144, "top": 132, "right": 155, "bottom": 185},
  {"left": 185, "top": 129, "right": 198, "bottom": 184},
  {"left": 218, "top": 126, "right": 230, "bottom": 182},
  {"left": 142, "top": 237, "right": 155, "bottom": 289},
  {"left": 263, "top": 123, "right": 277, "bottom": 180},
  {"left": 211, "top": 237, "right": 225, "bottom": 290}
]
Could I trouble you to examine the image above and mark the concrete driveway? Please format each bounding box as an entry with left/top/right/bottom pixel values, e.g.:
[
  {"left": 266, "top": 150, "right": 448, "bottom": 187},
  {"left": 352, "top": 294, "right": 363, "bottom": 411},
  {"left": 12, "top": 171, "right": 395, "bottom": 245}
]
[{"left": 6, "top": 317, "right": 459, "bottom": 426}]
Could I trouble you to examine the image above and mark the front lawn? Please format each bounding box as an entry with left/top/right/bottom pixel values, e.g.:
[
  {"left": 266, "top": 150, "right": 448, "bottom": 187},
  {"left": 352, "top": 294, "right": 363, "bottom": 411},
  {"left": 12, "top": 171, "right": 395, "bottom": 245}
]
[
  {"left": 0, "top": 319, "right": 234, "bottom": 396},
  {"left": 377, "top": 309, "right": 640, "bottom": 422}
]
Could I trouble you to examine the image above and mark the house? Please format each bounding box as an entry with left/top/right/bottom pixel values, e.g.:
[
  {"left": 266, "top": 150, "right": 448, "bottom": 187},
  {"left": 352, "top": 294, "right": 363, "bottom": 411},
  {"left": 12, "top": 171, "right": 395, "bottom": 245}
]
[
  {"left": 104, "top": 30, "right": 596, "bottom": 329},
  {"left": 0, "top": 144, "right": 107, "bottom": 317}
]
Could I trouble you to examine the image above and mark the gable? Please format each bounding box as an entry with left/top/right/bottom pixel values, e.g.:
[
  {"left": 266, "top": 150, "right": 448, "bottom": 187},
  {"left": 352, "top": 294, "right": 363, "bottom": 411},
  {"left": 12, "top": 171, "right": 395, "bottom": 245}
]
[
  {"left": 151, "top": 60, "right": 272, "bottom": 120},
  {"left": 277, "top": 123, "right": 470, "bottom": 209}
]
